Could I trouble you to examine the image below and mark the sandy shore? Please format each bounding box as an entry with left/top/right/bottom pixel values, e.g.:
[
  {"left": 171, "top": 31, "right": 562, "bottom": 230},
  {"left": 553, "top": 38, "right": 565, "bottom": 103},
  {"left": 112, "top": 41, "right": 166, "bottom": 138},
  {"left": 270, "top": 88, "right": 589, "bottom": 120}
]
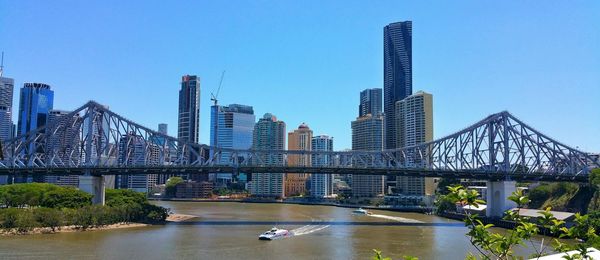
[
  {"left": 166, "top": 213, "right": 198, "bottom": 222},
  {"left": 0, "top": 222, "right": 149, "bottom": 236}
]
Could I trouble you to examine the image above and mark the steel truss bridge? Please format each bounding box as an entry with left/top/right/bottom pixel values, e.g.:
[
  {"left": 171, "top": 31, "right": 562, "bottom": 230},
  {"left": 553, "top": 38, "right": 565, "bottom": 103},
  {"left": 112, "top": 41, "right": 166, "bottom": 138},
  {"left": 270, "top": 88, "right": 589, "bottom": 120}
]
[{"left": 0, "top": 101, "right": 598, "bottom": 182}]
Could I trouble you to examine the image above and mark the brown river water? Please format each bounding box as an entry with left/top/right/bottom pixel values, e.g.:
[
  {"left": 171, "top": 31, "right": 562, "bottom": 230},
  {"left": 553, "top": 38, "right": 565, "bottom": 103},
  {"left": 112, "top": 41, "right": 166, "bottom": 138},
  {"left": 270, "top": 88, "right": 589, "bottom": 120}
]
[{"left": 0, "top": 201, "right": 547, "bottom": 259}]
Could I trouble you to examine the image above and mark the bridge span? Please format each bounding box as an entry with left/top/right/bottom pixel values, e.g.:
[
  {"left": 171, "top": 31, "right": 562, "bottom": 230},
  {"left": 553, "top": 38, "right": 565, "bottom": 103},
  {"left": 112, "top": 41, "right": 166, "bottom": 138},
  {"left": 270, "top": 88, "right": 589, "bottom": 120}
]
[{"left": 0, "top": 101, "right": 598, "bottom": 216}]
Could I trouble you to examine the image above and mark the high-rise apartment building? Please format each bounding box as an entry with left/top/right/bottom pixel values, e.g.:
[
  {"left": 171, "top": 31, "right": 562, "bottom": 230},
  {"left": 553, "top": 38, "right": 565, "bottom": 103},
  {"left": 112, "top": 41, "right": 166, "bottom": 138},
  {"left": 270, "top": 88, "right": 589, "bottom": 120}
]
[
  {"left": 311, "top": 135, "right": 334, "bottom": 198},
  {"left": 210, "top": 104, "right": 255, "bottom": 184},
  {"left": 384, "top": 21, "right": 412, "bottom": 150},
  {"left": 0, "top": 76, "right": 14, "bottom": 141},
  {"left": 250, "top": 113, "right": 285, "bottom": 198},
  {"left": 359, "top": 88, "right": 382, "bottom": 117},
  {"left": 395, "top": 91, "right": 435, "bottom": 196},
  {"left": 286, "top": 123, "right": 312, "bottom": 197},
  {"left": 178, "top": 75, "right": 200, "bottom": 144},
  {"left": 351, "top": 89, "right": 385, "bottom": 197},
  {"left": 44, "top": 110, "right": 82, "bottom": 187}
]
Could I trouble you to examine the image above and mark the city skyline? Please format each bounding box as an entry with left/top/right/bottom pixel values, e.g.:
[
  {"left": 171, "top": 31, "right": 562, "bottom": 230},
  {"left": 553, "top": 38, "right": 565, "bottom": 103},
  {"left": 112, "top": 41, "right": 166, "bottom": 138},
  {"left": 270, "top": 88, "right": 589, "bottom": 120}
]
[{"left": 1, "top": 1, "right": 599, "bottom": 152}]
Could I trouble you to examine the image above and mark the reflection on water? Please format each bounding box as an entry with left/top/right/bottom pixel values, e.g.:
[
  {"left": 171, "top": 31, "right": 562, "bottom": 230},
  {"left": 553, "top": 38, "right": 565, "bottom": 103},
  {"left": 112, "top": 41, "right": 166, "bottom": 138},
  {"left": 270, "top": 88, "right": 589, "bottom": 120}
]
[{"left": 0, "top": 201, "right": 542, "bottom": 259}]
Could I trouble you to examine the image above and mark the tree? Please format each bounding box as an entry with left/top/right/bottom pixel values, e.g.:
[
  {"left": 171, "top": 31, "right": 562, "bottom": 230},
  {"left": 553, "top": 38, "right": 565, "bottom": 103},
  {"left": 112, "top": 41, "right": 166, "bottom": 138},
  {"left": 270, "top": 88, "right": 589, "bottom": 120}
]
[
  {"left": 445, "top": 185, "right": 598, "bottom": 259},
  {"left": 165, "top": 177, "right": 184, "bottom": 197}
]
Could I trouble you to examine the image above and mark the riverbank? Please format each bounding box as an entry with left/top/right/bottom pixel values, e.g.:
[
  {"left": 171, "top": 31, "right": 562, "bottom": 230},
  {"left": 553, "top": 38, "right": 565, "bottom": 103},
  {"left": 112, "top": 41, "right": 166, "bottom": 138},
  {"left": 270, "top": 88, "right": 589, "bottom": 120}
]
[
  {"left": 0, "top": 222, "right": 149, "bottom": 236},
  {"left": 150, "top": 197, "right": 434, "bottom": 214}
]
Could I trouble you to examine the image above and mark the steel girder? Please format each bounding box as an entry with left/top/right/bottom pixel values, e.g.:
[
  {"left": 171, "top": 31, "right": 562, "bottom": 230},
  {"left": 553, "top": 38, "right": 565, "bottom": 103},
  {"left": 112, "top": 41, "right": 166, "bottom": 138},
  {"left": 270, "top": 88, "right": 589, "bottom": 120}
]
[{"left": 0, "top": 102, "right": 598, "bottom": 181}]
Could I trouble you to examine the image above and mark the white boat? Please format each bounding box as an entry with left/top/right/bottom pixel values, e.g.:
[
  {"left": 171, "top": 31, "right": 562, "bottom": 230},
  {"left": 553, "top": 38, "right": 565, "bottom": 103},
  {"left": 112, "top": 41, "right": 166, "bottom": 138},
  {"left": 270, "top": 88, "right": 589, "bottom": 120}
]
[
  {"left": 258, "top": 227, "right": 292, "bottom": 240},
  {"left": 352, "top": 208, "right": 371, "bottom": 215}
]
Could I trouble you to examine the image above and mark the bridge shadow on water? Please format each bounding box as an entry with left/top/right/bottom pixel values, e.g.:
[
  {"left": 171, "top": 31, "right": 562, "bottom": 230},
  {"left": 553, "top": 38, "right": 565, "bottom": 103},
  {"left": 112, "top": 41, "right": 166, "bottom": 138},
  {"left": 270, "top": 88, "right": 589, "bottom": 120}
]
[{"left": 166, "top": 221, "right": 464, "bottom": 227}]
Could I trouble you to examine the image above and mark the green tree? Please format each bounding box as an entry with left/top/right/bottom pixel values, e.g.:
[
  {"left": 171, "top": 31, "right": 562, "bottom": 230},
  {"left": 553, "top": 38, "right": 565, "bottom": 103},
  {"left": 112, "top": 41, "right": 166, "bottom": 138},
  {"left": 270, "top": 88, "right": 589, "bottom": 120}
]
[
  {"left": 165, "top": 177, "right": 184, "bottom": 197},
  {"left": 40, "top": 188, "right": 92, "bottom": 208},
  {"left": 446, "top": 185, "right": 597, "bottom": 259}
]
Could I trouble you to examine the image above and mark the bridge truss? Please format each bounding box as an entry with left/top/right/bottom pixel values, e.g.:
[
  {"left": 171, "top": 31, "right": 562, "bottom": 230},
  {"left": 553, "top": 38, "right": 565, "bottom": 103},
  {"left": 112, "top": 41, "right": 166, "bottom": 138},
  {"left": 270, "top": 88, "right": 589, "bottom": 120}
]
[{"left": 0, "top": 101, "right": 598, "bottom": 182}]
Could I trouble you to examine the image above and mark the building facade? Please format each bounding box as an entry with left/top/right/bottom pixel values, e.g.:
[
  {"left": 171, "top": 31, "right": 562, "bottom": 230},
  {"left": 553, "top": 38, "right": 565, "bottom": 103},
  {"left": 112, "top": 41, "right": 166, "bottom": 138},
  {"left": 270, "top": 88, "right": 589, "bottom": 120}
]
[
  {"left": 351, "top": 114, "right": 385, "bottom": 197},
  {"left": 351, "top": 89, "right": 385, "bottom": 197},
  {"left": 210, "top": 104, "right": 255, "bottom": 185},
  {"left": 311, "top": 135, "right": 334, "bottom": 198},
  {"left": 17, "top": 83, "right": 54, "bottom": 137},
  {"left": 117, "top": 133, "right": 160, "bottom": 193},
  {"left": 178, "top": 75, "right": 200, "bottom": 144},
  {"left": 43, "top": 110, "right": 82, "bottom": 186},
  {"left": 0, "top": 76, "right": 14, "bottom": 142},
  {"left": 286, "top": 123, "right": 312, "bottom": 197},
  {"left": 395, "top": 91, "right": 435, "bottom": 197},
  {"left": 250, "top": 113, "right": 286, "bottom": 198},
  {"left": 384, "top": 21, "right": 412, "bottom": 150},
  {"left": 359, "top": 88, "right": 382, "bottom": 117}
]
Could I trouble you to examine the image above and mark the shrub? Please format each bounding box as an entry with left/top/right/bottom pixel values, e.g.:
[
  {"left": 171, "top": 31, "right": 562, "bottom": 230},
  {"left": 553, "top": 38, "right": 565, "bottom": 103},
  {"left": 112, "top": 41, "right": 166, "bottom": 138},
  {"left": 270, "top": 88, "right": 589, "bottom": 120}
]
[{"left": 33, "top": 208, "right": 63, "bottom": 232}]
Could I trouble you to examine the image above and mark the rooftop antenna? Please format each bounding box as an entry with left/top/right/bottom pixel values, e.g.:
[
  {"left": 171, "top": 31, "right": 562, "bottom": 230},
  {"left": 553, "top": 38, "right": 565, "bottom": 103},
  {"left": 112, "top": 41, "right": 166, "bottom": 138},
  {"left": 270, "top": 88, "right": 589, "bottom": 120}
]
[
  {"left": 0, "top": 52, "right": 4, "bottom": 77},
  {"left": 210, "top": 70, "right": 226, "bottom": 106}
]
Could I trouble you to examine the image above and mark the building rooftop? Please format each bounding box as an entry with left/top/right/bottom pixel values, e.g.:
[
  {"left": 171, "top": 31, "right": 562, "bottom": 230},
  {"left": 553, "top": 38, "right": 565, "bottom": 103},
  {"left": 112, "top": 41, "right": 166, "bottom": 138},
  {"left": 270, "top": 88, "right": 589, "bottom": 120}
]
[{"left": 512, "top": 208, "right": 575, "bottom": 221}]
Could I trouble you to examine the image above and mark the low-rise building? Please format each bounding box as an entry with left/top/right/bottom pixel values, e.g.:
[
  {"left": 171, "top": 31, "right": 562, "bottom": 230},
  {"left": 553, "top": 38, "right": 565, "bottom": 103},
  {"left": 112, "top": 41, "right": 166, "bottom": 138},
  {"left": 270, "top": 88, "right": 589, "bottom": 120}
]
[{"left": 175, "top": 181, "right": 214, "bottom": 198}]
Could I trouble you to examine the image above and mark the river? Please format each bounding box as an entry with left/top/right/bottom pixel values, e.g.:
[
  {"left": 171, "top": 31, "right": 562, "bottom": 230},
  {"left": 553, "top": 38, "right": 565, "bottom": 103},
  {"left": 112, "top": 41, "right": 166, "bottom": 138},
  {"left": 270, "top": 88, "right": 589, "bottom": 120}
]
[{"left": 0, "top": 201, "right": 546, "bottom": 259}]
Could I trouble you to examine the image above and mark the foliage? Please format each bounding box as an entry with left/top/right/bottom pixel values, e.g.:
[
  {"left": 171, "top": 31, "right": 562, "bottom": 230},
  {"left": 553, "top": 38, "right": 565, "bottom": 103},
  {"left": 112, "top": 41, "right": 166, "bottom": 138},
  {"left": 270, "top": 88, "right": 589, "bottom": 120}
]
[
  {"left": 371, "top": 249, "right": 418, "bottom": 260},
  {"left": 165, "top": 177, "right": 184, "bottom": 197},
  {"left": 105, "top": 189, "right": 147, "bottom": 207},
  {"left": 589, "top": 168, "right": 600, "bottom": 187},
  {"left": 446, "top": 185, "right": 598, "bottom": 260},
  {"left": 0, "top": 183, "right": 169, "bottom": 232},
  {"left": 434, "top": 194, "right": 456, "bottom": 214},
  {"left": 0, "top": 183, "right": 92, "bottom": 209},
  {"left": 527, "top": 182, "right": 582, "bottom": 210}
]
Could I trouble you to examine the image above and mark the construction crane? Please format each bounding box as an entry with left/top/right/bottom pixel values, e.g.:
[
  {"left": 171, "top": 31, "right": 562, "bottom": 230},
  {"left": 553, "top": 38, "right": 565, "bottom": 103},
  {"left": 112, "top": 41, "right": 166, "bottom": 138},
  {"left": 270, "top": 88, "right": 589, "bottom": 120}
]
[{"left": 210, "top": 70, "right": 226, "bottom": 106}]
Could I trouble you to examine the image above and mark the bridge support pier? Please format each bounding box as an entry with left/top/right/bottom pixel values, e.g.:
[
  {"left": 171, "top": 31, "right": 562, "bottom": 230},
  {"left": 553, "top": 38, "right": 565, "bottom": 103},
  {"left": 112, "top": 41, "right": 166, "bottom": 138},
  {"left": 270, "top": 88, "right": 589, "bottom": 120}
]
[
  {"left": 486, "top": 180, "right": 517, "bottom": 218},
  {"left": 79, "top": 175, "right": 105, "bottom": 205}
]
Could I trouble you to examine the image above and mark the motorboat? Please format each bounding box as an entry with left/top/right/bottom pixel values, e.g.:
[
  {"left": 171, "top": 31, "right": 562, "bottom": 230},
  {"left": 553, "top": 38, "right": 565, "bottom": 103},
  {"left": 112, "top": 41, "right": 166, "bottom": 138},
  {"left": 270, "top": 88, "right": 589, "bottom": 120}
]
[
  {"left": 258, "top": 227, "right": 292, "bottom": 240},
  {"left": 352, "top": 208, "right": 371, "bottom": 215}
]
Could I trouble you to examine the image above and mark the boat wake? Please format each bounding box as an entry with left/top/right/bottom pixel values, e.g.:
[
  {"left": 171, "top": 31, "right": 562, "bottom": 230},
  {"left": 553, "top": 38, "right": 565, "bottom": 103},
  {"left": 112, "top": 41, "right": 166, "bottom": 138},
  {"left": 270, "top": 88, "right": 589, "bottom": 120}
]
[
  {"left": 291, "top": 224, "right": 330, "bottom": 236},
  {"left": 368, "top": 214, "right": 423, "bottom": 223}
]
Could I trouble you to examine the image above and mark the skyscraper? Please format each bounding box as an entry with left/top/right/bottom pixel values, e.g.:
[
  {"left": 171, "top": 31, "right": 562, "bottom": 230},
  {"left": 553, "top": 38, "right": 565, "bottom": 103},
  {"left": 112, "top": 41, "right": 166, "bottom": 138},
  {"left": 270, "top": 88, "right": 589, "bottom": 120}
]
[
  {"left": 395, "top": 91, "right": 435, "bottom": 197},
  {"left": 178, "top": 75, "right": 200, "bottom": 144},
  {"left": 0, "top": 76, "right": 14, "bottom": 142},
  {"left": 359, "top": 88, "right": 382, "bottom": 117},
  {"left": 351, "top": 89, "right": 385, "bottom": 197},
  {"left": 250, "top": 113, "right": 285, "bottom": 198},
  {"left": 17, "top": 83, "right": 54, "bottom": 137},
  {"left": 44, "top": 110, "right": 82, "bottom": 187},
  {"left": 210, "top": 104, "right": 255, "bottom": 184},
  {"left": 311, "top": 135, "right": 334, "bottom": 198},
  {"left": 286, "top": 123, "right": 312, "bottom": 197},
  {"left": 384, "top": 21, "right": 412, "bottom": 150},
  {"left": 16, "top": 83, "right": 54, "bottom": 183}
]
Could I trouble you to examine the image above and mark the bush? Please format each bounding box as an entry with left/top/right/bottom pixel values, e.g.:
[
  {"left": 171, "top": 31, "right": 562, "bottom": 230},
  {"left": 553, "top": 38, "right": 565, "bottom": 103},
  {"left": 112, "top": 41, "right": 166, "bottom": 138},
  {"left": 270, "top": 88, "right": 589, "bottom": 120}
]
[
  {"left": 15, "top": 209, "right": 38, "bottom": 233},
  {"left": 0, "top": 208, "right": 20, "bottom": 229},
  {"left": 33, "top": 208, "right": 63, "bottom": 232}
]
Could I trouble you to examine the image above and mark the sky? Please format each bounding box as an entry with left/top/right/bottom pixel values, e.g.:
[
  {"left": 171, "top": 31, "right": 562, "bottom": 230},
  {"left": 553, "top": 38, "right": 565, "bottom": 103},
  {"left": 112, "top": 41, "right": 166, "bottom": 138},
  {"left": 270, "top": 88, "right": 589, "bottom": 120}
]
[{"left": 1, "top": 1, "right": 599, "bottom": 152}]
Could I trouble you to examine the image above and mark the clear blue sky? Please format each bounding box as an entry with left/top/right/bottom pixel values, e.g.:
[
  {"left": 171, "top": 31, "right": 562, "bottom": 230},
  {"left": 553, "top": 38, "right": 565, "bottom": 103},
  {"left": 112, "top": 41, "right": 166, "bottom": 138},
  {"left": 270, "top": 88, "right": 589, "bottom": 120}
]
[{"left": 1, "top": 1, "right": 599, "bottom": 152}]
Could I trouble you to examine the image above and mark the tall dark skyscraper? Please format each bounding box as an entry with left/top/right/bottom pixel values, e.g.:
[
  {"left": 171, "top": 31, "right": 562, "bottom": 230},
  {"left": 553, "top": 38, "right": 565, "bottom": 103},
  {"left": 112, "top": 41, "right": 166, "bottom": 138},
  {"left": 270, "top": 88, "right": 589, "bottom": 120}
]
[
  {"left": 178, "top": 75, "right": 200, "bottom": 144},
  {"left": 384, "top": 21, "right": 412, "bottom": 149}
]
